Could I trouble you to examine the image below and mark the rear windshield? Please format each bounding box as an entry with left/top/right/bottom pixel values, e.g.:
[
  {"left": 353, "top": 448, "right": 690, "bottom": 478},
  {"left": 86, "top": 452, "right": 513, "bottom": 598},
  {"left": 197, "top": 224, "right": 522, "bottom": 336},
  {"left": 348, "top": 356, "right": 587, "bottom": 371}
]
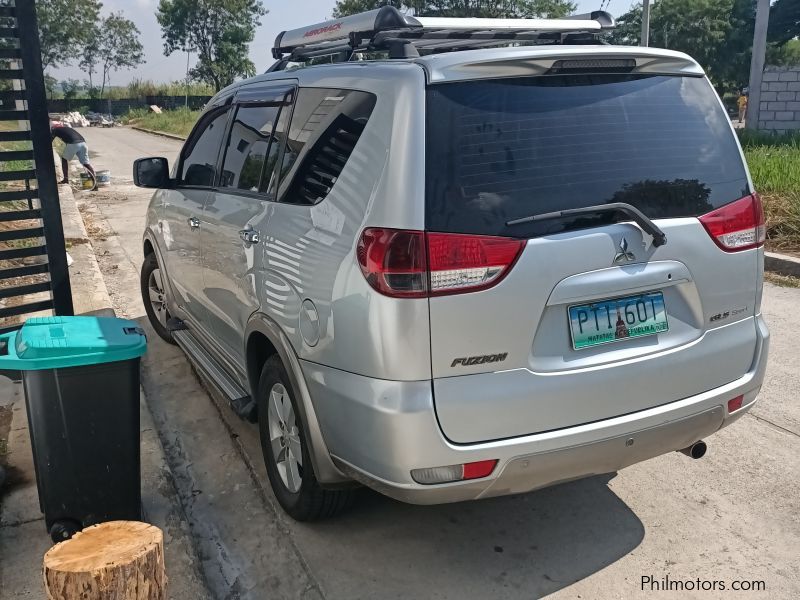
[{"left": 425, "top": 74, "right": 750, "bottom": 238}]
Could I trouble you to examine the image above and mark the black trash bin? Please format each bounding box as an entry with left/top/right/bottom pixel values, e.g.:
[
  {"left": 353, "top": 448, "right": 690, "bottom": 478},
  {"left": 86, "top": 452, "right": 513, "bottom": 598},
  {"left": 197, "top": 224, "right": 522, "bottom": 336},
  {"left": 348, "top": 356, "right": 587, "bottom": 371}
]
[{"left": 0, "top": 316, "right": 147, "bottom": 542}]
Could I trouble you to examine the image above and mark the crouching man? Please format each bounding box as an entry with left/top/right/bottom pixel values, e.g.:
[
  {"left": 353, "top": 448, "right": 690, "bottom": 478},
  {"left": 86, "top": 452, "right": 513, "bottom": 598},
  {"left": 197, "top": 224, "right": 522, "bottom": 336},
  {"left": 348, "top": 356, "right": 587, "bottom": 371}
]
[{"left": 51, "top": 123, "right": 97, "bottom": 190}]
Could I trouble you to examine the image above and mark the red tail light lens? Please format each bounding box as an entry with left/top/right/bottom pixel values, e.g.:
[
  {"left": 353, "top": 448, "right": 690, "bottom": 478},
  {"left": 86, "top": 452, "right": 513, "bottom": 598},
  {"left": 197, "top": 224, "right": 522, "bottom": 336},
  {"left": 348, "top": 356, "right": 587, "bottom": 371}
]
[
  {"left": 357, "top": 228, "right": 524, "bottom": 298},
  {"left": 356, "top": 228, "right": 427, "bottom": 298},
  {"left": 699, "top": 194, "right": 765, "bottom": 252}
]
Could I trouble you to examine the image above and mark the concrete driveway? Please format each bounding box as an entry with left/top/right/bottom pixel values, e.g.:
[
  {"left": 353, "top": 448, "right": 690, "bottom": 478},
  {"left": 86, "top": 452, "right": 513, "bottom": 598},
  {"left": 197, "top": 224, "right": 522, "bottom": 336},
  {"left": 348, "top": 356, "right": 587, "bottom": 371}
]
[{"left": 76, "top": 126, "right": 800, "bottom": 599}]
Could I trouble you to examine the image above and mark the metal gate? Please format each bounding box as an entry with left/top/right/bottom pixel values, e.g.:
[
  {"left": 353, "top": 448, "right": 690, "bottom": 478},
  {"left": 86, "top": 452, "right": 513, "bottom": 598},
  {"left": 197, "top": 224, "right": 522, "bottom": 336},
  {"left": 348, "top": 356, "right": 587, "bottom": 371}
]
[{"left": 0, "top": 0, "right": 72, "bottom": 333}]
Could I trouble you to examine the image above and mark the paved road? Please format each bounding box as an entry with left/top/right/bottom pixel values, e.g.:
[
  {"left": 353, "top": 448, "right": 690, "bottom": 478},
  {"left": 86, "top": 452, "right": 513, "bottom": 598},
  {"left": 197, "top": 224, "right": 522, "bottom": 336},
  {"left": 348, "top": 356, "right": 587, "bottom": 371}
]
[{"left": 78, "top": 127, "right": 800, "bottom": 599}]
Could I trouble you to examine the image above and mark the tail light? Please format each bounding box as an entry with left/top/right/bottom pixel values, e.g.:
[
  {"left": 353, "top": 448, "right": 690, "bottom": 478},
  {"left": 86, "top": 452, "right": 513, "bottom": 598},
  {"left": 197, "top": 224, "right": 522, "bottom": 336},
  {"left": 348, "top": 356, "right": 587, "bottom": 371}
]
[
  {"left": 411, "top": 459, "right": 498, "bottom": 485},
  {"left": 356, "top": 228, "right": 524, "bottom": 298},
  {"left": 699, "top": 194, "right": 765, "bottom": 252}
]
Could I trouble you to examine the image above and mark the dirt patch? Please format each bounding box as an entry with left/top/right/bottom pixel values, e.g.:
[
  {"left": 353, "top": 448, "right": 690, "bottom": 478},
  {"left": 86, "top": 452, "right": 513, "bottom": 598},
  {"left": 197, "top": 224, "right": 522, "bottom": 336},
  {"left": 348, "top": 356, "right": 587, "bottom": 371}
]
[
  {"left": 77, "top": 201, "right": 115, "bottom": 241},
  {"left": 0, "top": 402, "right": 12, "bottom": 467},
  {"left": 765, "top": 272, "right": 800, "bottom": 288}
]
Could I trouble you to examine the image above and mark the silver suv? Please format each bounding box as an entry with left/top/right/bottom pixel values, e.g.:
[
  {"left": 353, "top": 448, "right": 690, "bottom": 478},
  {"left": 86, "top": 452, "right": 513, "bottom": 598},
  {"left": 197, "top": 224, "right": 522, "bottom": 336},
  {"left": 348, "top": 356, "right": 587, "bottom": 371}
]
[{"left": 134, "top": 8, "right": 769, "bottom": 520}]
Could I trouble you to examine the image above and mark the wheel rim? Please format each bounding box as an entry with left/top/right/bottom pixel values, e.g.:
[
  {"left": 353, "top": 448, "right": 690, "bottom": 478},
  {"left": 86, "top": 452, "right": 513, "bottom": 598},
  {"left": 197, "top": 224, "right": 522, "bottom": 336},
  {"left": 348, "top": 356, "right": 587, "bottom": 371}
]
[
  {"left": 147, "top": 268, "right": 168, "bottom": 329},
  {"left": 267, "top": 382, "right": 303, "bottom": 493}
]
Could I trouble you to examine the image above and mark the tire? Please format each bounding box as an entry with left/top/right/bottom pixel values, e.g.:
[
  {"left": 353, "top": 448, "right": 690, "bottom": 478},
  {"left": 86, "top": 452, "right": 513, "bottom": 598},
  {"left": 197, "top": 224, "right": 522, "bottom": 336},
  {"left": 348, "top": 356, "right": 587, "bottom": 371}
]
[
  {"left": 140, "top": 252, "right": 176, "bottom": 344},
  {"left": 50, "top": 519, "right": 81, "bottom": 543},
  {"left": 257, "top": 355, "right": 354, "bottom": 521}
]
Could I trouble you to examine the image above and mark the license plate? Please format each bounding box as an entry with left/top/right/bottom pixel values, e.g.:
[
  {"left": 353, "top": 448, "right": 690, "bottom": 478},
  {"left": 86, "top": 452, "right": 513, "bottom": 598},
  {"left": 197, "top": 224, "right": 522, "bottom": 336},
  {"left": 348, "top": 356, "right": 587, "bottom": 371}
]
[{"left": 568, "top": 292, "right": 669, "bottom": 350}]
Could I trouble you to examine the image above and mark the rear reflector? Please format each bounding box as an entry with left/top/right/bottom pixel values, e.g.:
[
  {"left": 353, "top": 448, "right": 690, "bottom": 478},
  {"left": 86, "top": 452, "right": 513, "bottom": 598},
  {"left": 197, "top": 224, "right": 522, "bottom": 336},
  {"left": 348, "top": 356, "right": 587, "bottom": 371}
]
[
  {"left": 462, "top": 459, "right": 498, "bottom": 480},
  {"left": 728, "top": 395, "right": 744, "bottom": 413},
  {"left": 411, "top": 459, "right": 498, "bottom": 485},
  {"left": 357, "top": 228, "right": 524, "bottom": 298},
  {"left": 699, "top": 194, "right": 765, "bottom": 252}
]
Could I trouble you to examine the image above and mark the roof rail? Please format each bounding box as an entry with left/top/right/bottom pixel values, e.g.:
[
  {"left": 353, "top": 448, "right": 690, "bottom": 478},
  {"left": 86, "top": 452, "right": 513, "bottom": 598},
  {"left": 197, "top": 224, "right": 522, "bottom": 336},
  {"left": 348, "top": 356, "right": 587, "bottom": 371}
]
[{"left": 271, "top": 7, "right": 615, "bottom": 63}]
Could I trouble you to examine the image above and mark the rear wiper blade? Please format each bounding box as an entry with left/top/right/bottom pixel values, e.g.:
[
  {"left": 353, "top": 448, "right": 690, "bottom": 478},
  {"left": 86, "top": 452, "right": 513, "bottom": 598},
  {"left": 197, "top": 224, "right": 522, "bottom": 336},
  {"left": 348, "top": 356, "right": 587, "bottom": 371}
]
[{"left": 506, "top": 202, "right": 667, "bottom": 248}]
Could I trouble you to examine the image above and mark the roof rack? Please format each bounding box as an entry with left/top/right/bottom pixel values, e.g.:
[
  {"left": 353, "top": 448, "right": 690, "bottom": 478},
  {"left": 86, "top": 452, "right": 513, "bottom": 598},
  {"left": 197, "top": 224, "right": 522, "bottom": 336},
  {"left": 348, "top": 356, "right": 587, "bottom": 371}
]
[{"left": 270, "top": 7, "right": 615, "bottom": 67}]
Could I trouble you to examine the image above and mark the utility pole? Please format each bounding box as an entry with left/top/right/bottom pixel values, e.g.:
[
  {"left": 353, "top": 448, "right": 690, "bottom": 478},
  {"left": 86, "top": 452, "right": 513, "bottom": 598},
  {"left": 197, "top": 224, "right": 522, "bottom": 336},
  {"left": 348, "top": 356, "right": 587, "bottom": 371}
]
[
  {"left": 746, "top": 0, "right": 770, "bottom": 130},
  {"left": 641, "top": 0, "right": 651, "bottom": 47},
  {"left": 185, "top": 50, "right": 190, "bottom": 108}
]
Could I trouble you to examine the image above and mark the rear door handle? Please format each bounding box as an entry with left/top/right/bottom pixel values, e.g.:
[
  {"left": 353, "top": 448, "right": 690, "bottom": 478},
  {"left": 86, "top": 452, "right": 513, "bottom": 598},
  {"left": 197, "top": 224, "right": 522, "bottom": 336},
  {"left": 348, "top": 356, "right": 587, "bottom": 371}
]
[
  {"left": 188, "top": 217, "right": 200, "bottom": 229},
  {"left": 239, "top": 229, "right": 260, "bottom": 245}
]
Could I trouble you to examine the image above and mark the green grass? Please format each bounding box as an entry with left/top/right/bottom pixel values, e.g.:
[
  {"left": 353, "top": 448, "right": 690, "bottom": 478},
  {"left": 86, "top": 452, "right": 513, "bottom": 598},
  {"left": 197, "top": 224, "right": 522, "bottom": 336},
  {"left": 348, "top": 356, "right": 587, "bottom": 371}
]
[
  {"left": 738, "top": 130, "right": 800, "bottom": 253},
  {"left": 0, "top": 121, "right": 34, "bottom": 177},
  {"left": 122, "top": 107, "right": 199, "bottom": 139}
]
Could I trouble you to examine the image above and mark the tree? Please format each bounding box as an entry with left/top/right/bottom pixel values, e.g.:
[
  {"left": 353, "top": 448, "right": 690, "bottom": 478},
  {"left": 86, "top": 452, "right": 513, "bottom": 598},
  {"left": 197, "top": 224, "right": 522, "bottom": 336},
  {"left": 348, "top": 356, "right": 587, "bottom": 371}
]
[
  {"left": 79, "top": 24, "right": 102, "bottom": 91},
  {"left": 36, "top": 0, "right": 102, "bottom": 70},
  {"left": 79, "top": 14, "right": 144, "bottom": 99},
  {"left": 44, "top": 74, "right": 59, "bottom": 99},
  {"left": 771, "top": 38, "right": 800, "bottom": 66},
  {"left": 98, "top": 13, "right": 145, "bottom": 98},
  {"left": 611, "top": 0, "right": 800, "bottom": 94},
  {"left": 612, "top": 0, "right": 733, "bottom": 76},
  {"left": 333, "top": 1, "right": 576, "bottom": 19},
  {"left": 60, "top": 78, "right": 82, "bottom": 109},
  {"left": 157, "top": 0, "right": 267, "bottom": 92},
  {"left": 769, "top": 0, "right": 800, "bottom": 45}
]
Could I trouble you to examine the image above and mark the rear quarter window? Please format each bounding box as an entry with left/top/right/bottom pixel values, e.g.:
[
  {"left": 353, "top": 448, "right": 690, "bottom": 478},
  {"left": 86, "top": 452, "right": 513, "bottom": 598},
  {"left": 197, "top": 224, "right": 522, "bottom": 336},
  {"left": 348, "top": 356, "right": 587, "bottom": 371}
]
[
  {"left": 425, "top": 74, "right": 750, "bottom": 238},
  {"left": 277, "top": 88, "right": 377, "bottom": 205}
]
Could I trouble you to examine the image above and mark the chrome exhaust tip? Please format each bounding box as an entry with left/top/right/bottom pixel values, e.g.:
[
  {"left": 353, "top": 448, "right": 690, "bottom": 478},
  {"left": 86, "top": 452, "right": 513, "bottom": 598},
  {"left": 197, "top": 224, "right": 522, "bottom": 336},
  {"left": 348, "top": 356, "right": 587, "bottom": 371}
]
[{"left": 679, "top": 440, "right": 707, "bottom": 459}]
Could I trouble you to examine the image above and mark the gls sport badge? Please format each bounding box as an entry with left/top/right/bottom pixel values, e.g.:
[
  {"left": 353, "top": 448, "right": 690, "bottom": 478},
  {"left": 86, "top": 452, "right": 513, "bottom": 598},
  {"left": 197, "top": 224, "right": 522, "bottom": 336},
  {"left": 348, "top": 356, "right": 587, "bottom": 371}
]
[{"left": 451, "top": 353, "right": 508, "bottom": 368}]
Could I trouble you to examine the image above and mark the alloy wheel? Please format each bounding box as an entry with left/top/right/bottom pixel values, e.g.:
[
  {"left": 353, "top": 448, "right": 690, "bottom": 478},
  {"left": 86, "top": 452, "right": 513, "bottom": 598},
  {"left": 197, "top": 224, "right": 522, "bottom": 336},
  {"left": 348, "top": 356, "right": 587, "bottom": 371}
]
[
  {"left": 147, "top": 268, "right": 168, "bottom": 329},
  {"left": 267, "top": 382, "right": 303, "bottom": 493}
]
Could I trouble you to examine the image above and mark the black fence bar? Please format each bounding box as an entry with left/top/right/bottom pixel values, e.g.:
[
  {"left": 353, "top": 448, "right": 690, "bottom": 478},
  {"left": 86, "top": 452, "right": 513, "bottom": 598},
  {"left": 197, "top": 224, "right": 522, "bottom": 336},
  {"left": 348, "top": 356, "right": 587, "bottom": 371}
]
[
  {"left": 0, "top": 130, "right": 31, "bottom": 142},
  {"left": 0, "top": 109, "right": 28, "bottom": 120},
  {"left": 0, "top": 149, "right": 34, "bottom": 161},
  {"left": 0, "top": 89, "right": 27, "bottom": 101},
  {"left": 0, "top": 244, "right": 48, "bottom": 260},
  {"left": 0, "top": 68, "right": 24, "bottom": 79},
  {"left": 0, "top": 209, "right": 41, "bottom": 221},
  {"left": 0, "top": 226, "right": 44, "bottom": 242},
  {"left": 14, "top": 0, "right": 72, "bottom": 316},
  {"left": 0, "top": 281, "right": 51, "bottom": 300},
  {"left": 0, "top": 168, "right": 36, "bottom": 181},
  {"left": 0, "top": 263, "right": 50, "bottom": 279},
  {"left": 0, "top": 189, "right": 37, "bottom": 202},
  {"left": 0, "top": 300, "right": 54, "bottom": 319}
]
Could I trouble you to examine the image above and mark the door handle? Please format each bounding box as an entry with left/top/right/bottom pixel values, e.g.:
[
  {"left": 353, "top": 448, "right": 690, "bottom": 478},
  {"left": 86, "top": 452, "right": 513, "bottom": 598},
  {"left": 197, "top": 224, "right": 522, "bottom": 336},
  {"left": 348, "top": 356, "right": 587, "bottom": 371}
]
[
  {"left": 188, "top": 217, "right": 200, "bottom": 229},
  {"left": 239, "top": 229, "right": 260, "bottom": 245}
]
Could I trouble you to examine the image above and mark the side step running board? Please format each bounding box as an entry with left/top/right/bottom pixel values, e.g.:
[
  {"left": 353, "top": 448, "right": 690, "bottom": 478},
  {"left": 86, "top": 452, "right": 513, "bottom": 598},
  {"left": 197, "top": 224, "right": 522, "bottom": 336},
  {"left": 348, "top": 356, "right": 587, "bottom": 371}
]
[{"left": 172, "top": 329, "right": 257, "bottom": 423}]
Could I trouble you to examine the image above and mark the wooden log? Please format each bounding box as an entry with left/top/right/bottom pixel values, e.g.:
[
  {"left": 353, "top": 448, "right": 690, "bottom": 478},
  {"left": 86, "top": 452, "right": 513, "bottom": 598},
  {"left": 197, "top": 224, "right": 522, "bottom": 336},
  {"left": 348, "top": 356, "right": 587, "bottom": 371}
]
[{"left": 43, "top": 521, "right": 167, "bottom": 600}]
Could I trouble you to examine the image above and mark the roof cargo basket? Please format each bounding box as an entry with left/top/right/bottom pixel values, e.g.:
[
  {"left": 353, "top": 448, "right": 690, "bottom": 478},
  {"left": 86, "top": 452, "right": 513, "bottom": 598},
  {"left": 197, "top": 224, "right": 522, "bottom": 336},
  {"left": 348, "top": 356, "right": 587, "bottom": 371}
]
[{"left": 270, "top": 7, "right": 615, "bottom": 68}]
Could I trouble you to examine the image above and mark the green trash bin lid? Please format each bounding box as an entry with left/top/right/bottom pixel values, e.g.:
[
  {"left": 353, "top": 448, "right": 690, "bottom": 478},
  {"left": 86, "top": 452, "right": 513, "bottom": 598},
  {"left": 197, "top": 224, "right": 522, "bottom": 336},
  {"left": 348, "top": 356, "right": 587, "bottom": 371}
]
[{"left": 0, "top": 316, "right": 147, "bottom": 370}]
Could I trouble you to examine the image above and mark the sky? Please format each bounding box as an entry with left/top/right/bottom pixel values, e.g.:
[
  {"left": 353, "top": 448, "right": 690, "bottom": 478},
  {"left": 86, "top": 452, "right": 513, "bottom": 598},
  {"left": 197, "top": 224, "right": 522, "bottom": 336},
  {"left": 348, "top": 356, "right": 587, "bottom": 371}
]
[{"left": 50, "top": 0, "right": 637, "bottom": 86}]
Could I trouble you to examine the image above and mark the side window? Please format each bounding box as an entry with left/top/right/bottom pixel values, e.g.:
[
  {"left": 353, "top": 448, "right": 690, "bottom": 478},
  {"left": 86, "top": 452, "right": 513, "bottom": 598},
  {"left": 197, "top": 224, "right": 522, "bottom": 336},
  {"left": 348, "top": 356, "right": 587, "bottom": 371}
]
[
  {"left": 220, "top": 104, "right": 282, "bottom": 193},
  {"left": 180, "top": 108, "right": 230, "bottom": 187},
  {"left": 276, "top": 88, "right": 377, "bottom": 205}
]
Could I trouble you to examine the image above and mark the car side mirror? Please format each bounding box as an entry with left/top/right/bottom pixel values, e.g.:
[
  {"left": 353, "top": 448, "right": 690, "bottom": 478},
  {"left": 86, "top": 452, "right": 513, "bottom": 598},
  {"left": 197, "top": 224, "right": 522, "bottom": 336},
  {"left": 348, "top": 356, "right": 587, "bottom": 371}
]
[{"left": 133, "top": 157, "right": 171, "bottom": 188}]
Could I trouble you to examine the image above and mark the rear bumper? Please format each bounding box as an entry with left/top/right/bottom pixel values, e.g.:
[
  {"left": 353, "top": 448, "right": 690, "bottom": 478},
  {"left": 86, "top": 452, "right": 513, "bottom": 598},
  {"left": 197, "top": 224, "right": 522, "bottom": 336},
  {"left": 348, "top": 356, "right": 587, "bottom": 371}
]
[{"left": 302, "top": 315, "right": 769, "bottom": 504}]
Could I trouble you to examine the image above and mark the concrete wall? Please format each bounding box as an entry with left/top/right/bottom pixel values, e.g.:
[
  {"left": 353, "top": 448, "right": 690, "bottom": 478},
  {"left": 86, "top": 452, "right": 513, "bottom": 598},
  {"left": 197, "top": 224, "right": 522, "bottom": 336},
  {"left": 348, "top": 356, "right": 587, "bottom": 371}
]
[
  {"left": 46, "top": 95, "right": 212, "bottom": 116},
  {"left": 758, "top": 66, "right": 800, "bottom": 132}
]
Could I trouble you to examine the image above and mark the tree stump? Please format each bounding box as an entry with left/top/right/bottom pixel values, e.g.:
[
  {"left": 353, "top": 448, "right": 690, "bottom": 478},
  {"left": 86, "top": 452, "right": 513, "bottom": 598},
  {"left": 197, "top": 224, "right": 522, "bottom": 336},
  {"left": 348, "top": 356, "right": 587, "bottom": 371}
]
[{"left": 43, "top": 521, "right": 167, "bottom": 600}]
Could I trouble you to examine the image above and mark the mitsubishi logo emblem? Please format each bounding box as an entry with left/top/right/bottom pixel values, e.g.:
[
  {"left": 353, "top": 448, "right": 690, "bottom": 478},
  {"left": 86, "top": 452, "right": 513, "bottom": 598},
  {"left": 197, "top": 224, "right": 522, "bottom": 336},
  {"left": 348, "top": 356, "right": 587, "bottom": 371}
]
[{"left": 614, "top": 237, "right": 636, "bottom": 263}]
